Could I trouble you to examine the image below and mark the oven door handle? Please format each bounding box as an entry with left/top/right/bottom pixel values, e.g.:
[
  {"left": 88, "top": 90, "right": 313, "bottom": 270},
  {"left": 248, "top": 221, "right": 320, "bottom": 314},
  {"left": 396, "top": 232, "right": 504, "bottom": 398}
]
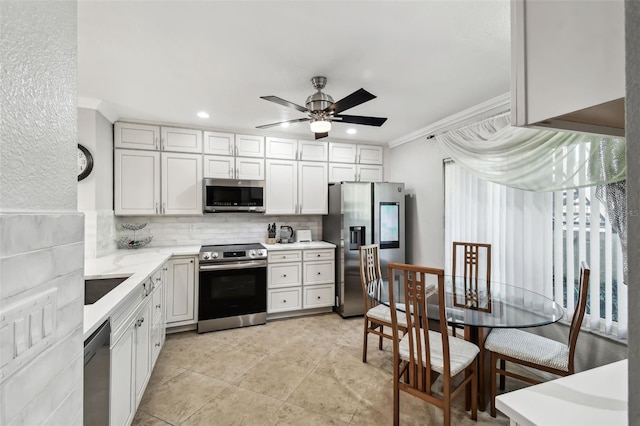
[{"left": 199, "top": 260, "right": 267, "bottom": 271}]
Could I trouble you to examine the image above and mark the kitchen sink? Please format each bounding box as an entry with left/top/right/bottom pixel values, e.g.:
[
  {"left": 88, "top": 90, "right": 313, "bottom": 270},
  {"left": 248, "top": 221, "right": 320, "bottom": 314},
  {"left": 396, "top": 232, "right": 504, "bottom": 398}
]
[{"left": 85, "top": 276, "right": 131, "bottom": 305}]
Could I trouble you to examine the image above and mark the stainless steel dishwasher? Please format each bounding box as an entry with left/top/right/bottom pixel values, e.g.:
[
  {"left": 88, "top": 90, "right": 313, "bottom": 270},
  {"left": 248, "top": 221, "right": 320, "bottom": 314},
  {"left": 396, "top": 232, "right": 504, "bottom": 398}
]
[{"left": 84, "top": 320, "right": 110, "bottom": 426}]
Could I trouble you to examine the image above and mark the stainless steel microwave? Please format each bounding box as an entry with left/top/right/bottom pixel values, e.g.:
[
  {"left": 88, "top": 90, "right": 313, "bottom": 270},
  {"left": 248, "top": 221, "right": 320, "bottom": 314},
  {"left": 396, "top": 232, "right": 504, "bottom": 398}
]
[{"left": 203, "top": 178, "right": 265, "bottom": 213}]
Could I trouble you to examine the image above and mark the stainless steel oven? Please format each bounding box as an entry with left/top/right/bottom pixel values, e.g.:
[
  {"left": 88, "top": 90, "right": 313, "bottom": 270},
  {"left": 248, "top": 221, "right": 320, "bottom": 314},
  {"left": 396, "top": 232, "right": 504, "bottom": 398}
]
[
  {"left": 203, "top": 178, "right": 265, "bottom": 213},
  {"left": 198, "top": 243, "right": 267, "bottom": 333}
]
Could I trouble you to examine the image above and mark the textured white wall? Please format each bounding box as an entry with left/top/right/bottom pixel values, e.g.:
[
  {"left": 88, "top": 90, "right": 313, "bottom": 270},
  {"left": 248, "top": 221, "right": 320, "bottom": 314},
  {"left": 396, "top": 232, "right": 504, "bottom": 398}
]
[
  {"left": 626, "top": 1, "right": 640, "bottom": 422},
  {"left": 387, "top": 137, "right": 446, "bottom": 268},
  {"left": 0, "top": 1, "right": 77, "bottom": 212},
  {"left": 0, "top": 1, "right": 83, "bottom": 424}
]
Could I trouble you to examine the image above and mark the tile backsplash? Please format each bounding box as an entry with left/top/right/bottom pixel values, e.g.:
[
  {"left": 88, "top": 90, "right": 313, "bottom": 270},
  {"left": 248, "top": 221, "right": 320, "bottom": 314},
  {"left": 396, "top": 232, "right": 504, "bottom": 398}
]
[{"left": 114, "top": 214, "right": 323, "bottom": 247}]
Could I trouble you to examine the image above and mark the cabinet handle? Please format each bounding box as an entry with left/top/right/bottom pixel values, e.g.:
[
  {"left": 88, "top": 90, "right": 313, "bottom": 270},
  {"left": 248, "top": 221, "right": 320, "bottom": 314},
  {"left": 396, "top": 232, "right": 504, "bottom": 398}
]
[
  {"left": 230, "top": 167, "right": 233, "bottom": 178},
  {"left": 161, "top": 137, "right": 165, "bottom": 150},
  {"left": 317, "top": 272, "right": 321, "bottom": 275},
  {"left": 236, "top": 168, "right": 239, "bottom": 178},
  {"left": 136, "top": 318, "right": 144, "bottom": 327},
  {"left": 317, "top": 254, "right": 321, "bottom": 257},
  {"left": 163, "top": 202, "right": 166, "bottom": 214},
  {"left": 190, "top": 259, "right": 194, "bottom": 263},
  {"left": 317, "top": 296, "right": 321, "bottom": 300},
  {"left": 296, "top": 149, "right": 299, "bottom": 160},
  {"left": 235, "top": 146, "right": 239, "bottom": 156},
  {"left": 155, "top": 342, "right": 161, "bottom": 347},
  {"left": 163, "top": 267, "right": 168, "bottom": 271},
  {"left": 283, "top": 274, "right": 287, "bottom": 277},
  {"left": 283, "top": 299, "right": 287, "bottom": 303},
  {"left": 155, "top": 203, "right": 159, "bottom": 214},
  {"left": 156, "top": 304, "right": 161, "bottom": 309}
]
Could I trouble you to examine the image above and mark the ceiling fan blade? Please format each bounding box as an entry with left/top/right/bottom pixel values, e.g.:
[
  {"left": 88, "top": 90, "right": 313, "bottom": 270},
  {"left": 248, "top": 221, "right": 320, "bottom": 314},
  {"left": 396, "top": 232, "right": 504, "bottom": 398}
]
[
  {"left": 333, "top": 114, "right": 387, "bottom": 127},
  {"left": 256, "top": 118, "right": 310, "bottom": 129},
  {"left": 324, "top": 88, "right": 376, "bottom": 115},
  {"left": 314, "top": 132, "right": 329, "bottom": 140},
  {"left": 260, "top": 96, "right": 308, "bottom": 113}
]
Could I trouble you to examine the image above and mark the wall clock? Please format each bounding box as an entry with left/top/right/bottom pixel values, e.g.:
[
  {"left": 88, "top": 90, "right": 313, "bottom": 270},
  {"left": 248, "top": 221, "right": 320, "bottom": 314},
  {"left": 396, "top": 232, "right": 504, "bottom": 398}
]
[{"left": 78, "top": 144, "right": 94, "bottom": 181}]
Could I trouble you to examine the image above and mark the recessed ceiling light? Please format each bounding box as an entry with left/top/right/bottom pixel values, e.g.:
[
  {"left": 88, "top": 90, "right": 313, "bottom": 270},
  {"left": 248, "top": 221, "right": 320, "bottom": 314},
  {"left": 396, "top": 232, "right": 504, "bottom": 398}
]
[
  {"left": 280, "top": 122, "right": 290, "bottom": 128},
  {"left": 197, "top": 111, "right": 210, "bottom": 119},
  {"left": 347, "top": 128, "right": 357, "bottom": 135}
]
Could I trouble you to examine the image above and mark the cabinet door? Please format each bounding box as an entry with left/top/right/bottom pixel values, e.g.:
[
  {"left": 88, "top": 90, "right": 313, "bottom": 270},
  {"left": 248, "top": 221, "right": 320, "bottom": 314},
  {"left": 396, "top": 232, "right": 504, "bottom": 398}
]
[
  {"left": 110, "top": 324, "right": 135, "bottom": 426},
  {"left": 161, "top": 127, "right": 202, "bottom": 153},
  {"left": 265, "top": 159, "right": 297, "bottom": 215},
  {"left": 298, "top": 161, "right": 328, "bottom": 215},
  {"left": 303, "top": 285, "right": 334, "bottom": 309},
  {"left": 299, "top": 140, "right": 328, "bottom": 162},
  {"left": 235, "top": 134, "right": 265, "bottom": 158},
  {"left": 166, "top": 257, "right": 196, "bottom": 324},
  {"left": 265, "top": 137, "right": 298, "bottom": 160},
  {"left": 356, "top": 144, "right": 383, "bottom": 165},
  {"left": 236, "top": 157, "right": 265, "bottom": 180},
  {"left": 114, "top": 122, "right": 159, "bottom": 150},
  {"left": 328, "top": 163, "right": 357, "bottom": 183},
  {"left": 134, "top": 300, "right": 152, "bottom": 405},
  {"left": 328, "top": 142, "right": 357, "bottom": 163},
  {"left": 203, "top": 131, "right": 235, "bottom": 155},
  {"left": 204, "top": 155, "right": 234, "bottom": 179},
  {"left": 357, "top": 164, "right": 383, "bottom": 182},
  {"left": 161, "top": 152, "right": 203, "bottom": 215},
  {"left": 115, "top": 149, "right": 160, "bottom": 215}
]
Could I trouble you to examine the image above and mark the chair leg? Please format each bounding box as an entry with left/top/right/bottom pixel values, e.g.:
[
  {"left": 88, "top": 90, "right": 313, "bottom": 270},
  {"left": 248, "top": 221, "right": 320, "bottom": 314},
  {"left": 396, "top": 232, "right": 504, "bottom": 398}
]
[
  {"left": 362, "top": 317, "right": 369, "bottom": 363},
  {"left": 471, "top": 359, "right": 477, "bottom": 421},
  {"left": 393, "top": 371, "right": 400, "bottom": 426},
  {"left": 490, "top": 353, "right": 497, "bottom": 418},
  {"left": 443, "top": 395, "right": 451, "bottom": 426},
  {"left": 379, "top": 324, "right": 384, "bottom": 350},
  {"left": 499, "top": 359, "right": 506, "bottom": 390}
]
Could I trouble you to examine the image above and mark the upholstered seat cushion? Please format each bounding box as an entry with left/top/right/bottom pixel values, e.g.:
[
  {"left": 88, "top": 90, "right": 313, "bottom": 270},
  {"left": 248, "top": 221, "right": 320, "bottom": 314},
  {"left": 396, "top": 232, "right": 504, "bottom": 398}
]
[
  {"left": 399, "top": 330, "right": 479, "bottom": 376},
  {"left": 367, "top": 304, "right": 408, "bottom": 327},
  {"left": 485, "top": 328, "right": 569, "bottom": 372}
]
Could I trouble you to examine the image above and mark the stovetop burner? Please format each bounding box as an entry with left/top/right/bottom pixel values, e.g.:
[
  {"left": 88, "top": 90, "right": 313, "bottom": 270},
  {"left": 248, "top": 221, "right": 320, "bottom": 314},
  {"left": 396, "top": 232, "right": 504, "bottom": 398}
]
[{"left": 199, "top": 243, "right": 267, "bottom": 263}]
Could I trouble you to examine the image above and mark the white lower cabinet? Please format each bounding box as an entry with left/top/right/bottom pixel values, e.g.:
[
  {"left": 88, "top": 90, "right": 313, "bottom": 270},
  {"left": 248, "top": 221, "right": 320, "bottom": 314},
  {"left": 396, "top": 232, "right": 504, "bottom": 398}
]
[
  {"left": 110, "top": 265, "right": 167, "bottom": 426},
  {"left": 267, "top": 248, "right": 335, "bottom": 317},
  {"left": 165, "top": 256, "right": 197, "bottom": 326}
]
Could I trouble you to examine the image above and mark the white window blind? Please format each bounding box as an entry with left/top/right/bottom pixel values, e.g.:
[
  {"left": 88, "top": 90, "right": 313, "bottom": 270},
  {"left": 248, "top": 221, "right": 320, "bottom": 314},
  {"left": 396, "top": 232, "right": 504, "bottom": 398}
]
[{"left": 444, "top": 161, "right": 627, "bottom": 339}]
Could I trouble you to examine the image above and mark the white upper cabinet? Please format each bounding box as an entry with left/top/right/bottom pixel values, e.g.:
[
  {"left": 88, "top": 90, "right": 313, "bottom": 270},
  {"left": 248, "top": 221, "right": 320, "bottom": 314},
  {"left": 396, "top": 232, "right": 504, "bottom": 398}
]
[
  {"left": 266, "top": 137, "right": 328, "bottom": 162},
  {"left": 265, "top": 159, "right": 297, "bottom": 215},
  {"left": 511, "top": 0, "right": 625, "bottom": 136},
  {"left": 161, "top": 152, "right": 203, "bottom": 215},
  {"left": 357, "top": 164, "right": 383, "bottom": 182},
  {"left": 161, "top": 127, "right": 202, "bottom": 153},
  {"left": 298, "top": 161, "right": 328, "bottom": 214},
  {"left": 115, "top": 122, "right": 202, "bottom": 153},
  {"left": 115, "top": 122, "right": 159, "bottom": 150},
  {"left": 235, "top": 134, "right": 265, "bottom": 157},
  {"left": 356, "top": 144, "right": 383, "bottom": 165},
  {"left": 204, "top": 155, "right": 264, "bottom": 180},
  {"left": 265, "top": 137, "right": 298, "bottom": 160},
  {"left": 328, "top": 142, "right": 357, "bottom": 163},
  {"left": 115, "top": 150, "right": 161, "bottom": 215},
  {"left": 203, "top": 131, "right": 234, "bottom": 155},
  {"left": 298, "top": 140, "right": 328, "bottom": 162},
  {"left": 328, "top": 163, "right": 356, "bottom": 183}
]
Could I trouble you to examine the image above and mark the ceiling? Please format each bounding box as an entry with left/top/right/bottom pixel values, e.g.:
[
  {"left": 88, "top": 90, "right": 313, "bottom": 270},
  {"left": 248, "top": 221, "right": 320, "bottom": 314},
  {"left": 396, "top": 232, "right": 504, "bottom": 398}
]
[{"left": 77, "top": 1, "right": 511, "bottom": 146}]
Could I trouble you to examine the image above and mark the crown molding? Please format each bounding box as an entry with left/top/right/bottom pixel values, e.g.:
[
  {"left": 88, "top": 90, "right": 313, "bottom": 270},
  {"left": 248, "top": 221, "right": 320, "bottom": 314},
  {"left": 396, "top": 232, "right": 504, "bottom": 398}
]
[
  {"left": 77, "top": 97, "right": 119, "bottom": 123},
  {"left": 388, "top": 92, "right": 511, "bottom": 148}
]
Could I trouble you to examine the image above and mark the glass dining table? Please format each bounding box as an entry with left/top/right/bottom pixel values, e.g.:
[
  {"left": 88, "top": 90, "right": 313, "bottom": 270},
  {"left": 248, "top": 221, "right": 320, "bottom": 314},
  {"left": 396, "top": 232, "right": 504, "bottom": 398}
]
[{"left": 370, "top": 275, "right": 564, "bottom": 409}]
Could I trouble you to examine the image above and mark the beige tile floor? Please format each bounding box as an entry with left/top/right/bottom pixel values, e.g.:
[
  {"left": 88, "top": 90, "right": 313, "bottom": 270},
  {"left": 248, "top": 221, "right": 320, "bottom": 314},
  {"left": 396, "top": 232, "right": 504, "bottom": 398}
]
[{"left": 133, "top": 313, "right": 513, "bottom": 425}]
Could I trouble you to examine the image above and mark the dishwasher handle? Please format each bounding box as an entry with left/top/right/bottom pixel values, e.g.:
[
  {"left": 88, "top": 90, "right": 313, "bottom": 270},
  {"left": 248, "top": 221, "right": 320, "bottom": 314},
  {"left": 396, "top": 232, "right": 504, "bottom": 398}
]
[{"left": 84, "top": 320, "right": 111, "bottom": 366}]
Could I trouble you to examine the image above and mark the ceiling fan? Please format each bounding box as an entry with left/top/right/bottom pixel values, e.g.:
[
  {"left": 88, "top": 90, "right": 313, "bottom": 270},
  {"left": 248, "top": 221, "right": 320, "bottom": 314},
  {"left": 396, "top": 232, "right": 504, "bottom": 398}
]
[{"left": 257, "top": 76, "right": 387, "bottom": 140}]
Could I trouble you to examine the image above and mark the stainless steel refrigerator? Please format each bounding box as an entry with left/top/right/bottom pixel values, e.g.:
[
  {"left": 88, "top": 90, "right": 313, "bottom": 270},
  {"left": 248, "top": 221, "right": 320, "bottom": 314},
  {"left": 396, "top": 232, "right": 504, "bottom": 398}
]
[{"left": 323, "top": 182, "right": 405, "bottom": 317}]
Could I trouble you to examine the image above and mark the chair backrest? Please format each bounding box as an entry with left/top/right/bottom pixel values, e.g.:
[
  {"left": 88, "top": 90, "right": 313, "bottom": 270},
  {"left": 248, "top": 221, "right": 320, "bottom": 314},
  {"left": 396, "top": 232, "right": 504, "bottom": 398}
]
[
  {"left": 359, "top": 244, "right": 383, "bottom": 312},
  {"left": 568, "top": 261, "right": 590, "bottom": 373},
  {"left": 388, "top": 262, "right": 447, "bottom": 391},
  {"left": 452, "top": 242, "right": 491, "bottom": 292}
]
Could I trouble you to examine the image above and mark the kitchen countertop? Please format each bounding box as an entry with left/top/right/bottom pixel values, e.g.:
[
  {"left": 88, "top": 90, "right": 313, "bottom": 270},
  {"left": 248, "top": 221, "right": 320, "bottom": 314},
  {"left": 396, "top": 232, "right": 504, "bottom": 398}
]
[
  {"left": 84, "top": 241, "right": 335, "bottom": 339},
  {"left": 495, "top": 359, "right": 627, "bottom": 425},
  {"left": 261, "top": 241, "right": 336, "bottom": 250},
  {"left": 84, "top": 245, "right": 200, "bottom": 339}
]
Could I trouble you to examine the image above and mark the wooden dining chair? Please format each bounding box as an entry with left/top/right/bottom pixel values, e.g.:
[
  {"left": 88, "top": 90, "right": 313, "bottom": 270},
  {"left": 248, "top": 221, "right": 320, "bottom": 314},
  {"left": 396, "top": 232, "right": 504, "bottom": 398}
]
[
  {"left": 484, "top": 261, "right": 591, "bottom": 417},
  {"left": 451, "top": 241, "right": 492, "bottom": 336},
  {"left": 388, "top": 262, "right": 479, "bottom": 426},
  {"left": 359, "top": 244, "right": 407, "bottom": 362}
]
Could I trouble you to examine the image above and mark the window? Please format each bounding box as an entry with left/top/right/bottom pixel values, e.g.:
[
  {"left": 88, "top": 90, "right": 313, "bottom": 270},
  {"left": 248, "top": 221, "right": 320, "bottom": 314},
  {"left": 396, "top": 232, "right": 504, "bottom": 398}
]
[{"left": 445, "top": 161, "right": 627, "bottom": 339}]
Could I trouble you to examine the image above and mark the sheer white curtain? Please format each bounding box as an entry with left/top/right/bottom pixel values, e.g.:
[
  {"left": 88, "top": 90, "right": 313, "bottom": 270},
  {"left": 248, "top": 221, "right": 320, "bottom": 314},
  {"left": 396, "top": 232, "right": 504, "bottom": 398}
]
[{"left": 444, "top": 161, "right": 553, "bottom": 297}]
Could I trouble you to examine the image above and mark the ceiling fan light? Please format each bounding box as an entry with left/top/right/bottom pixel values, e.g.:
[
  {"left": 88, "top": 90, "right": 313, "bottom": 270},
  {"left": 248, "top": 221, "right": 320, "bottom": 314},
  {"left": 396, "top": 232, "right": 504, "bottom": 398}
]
[{"left": 310, "top": 120, "right": 331, "bottom": 133}]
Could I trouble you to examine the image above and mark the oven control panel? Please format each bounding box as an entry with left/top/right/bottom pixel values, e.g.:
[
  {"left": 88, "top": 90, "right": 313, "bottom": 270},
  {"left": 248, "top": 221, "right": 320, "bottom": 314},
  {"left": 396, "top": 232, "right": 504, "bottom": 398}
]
[{"left": 199, "top": 246, "right": 267, "bottom": 262}]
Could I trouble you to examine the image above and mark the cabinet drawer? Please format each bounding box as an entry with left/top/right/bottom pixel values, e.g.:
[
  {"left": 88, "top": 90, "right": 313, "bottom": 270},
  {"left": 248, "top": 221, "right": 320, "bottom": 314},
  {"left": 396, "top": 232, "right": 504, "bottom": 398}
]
[
  {"left": 303, "top": 285, "right": 334, "bottom": 309},
  {"left": 268, "top": 250, "right": 302, "bottom": 263},
  {"left": 268, "top": 288, "right": 302, "bottom": 313},
  {"left": 303, "top": 261, "right": 335, "bottom": 285},
  {"left": 303, "top": 249, "right": 334, "bottom": 261},
  {"left": 268, "top": 263, "right": 302, "bottom": 288}
]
